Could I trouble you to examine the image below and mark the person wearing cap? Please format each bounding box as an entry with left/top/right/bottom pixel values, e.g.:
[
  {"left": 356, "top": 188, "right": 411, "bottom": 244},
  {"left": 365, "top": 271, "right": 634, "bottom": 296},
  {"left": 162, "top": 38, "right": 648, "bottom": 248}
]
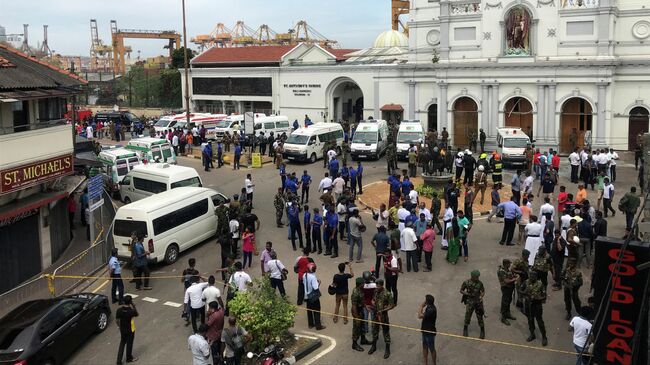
[
  {"left": 401, "top": 220, "right": 419, "bottom": 272},
  {"left": 350, "top": 277, "right": 367, "bottom": 351},
  {"left": 460, "top": 270, "right": 485, "bottom": 338},
  {"left": 511, "top": 249, "right": 530, "bottom": 310},
  {"left": 532, "top": 246, "right": 554, "bottom": 290},
  {"left": 454, "top": 152, "right": 464, "bottom": 181},
  {"left": 474, "top": 165, "right": 488, "bottom": 204},
  {"left": 497, "top": 259, "right": 517, "bottom": 325},
  {"left": 463, "top": 150, "right": 476, "bottom": 185},
  {"left": 303, "top": 262, "right": 326, "bottom": 330},
  {"left": 521, "top": 270, "right": 548, "bottom": 346},
  {"left": 369, "top": 278, "right": 394, "bottom": 359},
  {"left": 108, "top": 248, "right": 124, "bottom": 304},
  {"left": 561, "top": 258, "right": 583, "bottom": 320},
  {"left": 490, "top": 153, "right": 503, "bottom": 185}
]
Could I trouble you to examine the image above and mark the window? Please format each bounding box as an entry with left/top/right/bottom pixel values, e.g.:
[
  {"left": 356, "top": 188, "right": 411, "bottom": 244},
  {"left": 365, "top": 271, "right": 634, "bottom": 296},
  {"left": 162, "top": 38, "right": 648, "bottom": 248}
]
[
  {"left": 286, "top": 134, "right": 309, "bottom": 145},
  {"left": 121, "top": 175, "right": 131, "bottom": 186},
  {"left": 504, "top": 138, "right": 529, "bottom": 148},
  {"left": 127, "top": 157, "right": 140, "bottom": 169},
  {"left": 114, "top": 220, "right": 148, "bottom": 237},
  {"left": 116, "top": 159, "right": 129, "bottom": 176},
  {"left": 152, "top": 199, "right": 209, "bottom": 235},
  {"left": 39, "top": 309, "right": 65, "bottom": 341},
  {"left": 59, "top": 301, "right": 84, "bottom": 323},
  {"left": 192, "top": 77, "right": 272, "bottom": 96},
  {"left": 254, "top": 123, "right": 262, "bottom": 130},
  {"left": 151, "top": 146, "right": 163, "bottom": 162},
  {"left": 276, "top": 121, "right": 290, "bottom": 129},
  {"left": 211, "top": 194, "right": 227, "bottom": 207},
  {"left": 171, "top": 177, "right": 201, "bottom": 188},
  {"left": 264, "top": 122, "right": 275, "bottom": 130},
  {"left": 133, "top": 177, "right": 167, "bottom": 194},
  {"left": 161, "top": 145, "right": 173, "bottom": 159}
]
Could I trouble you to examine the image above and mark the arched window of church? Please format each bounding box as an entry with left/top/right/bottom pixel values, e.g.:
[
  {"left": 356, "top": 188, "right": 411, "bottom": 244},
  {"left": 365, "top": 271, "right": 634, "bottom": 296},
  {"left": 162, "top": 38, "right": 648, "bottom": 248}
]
[{"left": 505, "top": 6, "right": 532, "bottom": 56}]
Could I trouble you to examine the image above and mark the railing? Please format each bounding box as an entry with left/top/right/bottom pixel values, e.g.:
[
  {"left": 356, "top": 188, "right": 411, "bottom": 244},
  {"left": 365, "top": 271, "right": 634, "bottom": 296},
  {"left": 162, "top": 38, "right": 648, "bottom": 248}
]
[{"left": 0, "top": 274, "right": 50, "bottom": 318}]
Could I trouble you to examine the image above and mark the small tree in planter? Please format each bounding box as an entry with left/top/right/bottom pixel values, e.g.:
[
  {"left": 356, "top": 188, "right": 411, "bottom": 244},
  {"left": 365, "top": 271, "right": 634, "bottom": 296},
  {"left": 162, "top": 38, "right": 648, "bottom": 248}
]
[{"left": 228, "top": 276, "right": 297, "bottom": 351}]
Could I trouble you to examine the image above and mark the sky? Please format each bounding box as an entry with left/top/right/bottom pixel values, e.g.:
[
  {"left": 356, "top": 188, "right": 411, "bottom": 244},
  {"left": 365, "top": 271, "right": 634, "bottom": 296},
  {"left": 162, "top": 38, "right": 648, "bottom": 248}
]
[{"left": 0, "top": 0, "right": 391, "bottom": 57}]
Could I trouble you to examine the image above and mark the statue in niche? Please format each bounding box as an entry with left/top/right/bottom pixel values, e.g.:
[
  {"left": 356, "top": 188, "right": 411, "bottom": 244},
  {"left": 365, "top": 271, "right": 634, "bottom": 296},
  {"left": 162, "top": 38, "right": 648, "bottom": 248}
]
[{"left": 505, "top": 6, "right": 531, "bottom": 56}]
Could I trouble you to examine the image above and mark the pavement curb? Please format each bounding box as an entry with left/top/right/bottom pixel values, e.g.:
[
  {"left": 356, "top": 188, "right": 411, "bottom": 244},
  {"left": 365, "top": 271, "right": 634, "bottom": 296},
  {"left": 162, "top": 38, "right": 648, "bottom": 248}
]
[
  {"left": 292, "top": 335, "right": 322, "bottom": 362},
  {"left": 356, "top": 181, "right": 492, "bottom": 218}
]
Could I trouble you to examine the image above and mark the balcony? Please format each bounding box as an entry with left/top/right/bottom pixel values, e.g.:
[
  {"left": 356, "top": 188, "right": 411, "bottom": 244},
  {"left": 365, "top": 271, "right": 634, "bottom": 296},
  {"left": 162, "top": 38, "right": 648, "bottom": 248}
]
[{"left": 0, "top": 124, "right": 74, "bottom": 171}]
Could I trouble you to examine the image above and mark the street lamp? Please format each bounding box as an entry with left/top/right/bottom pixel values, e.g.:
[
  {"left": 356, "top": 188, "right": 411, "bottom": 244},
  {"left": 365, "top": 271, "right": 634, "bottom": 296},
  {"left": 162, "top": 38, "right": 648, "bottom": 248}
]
[{"left": 181, "top": 0, "right": 191, "bottom": 126}]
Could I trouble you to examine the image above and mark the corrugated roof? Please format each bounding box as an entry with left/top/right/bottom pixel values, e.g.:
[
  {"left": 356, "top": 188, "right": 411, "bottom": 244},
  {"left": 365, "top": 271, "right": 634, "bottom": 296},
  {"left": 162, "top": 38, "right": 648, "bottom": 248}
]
[
  {"left": 191, "top": 44, "right": 357, "bottom": 66},
  {"left": 0, "top": 44, "right": 87, "bottom": 90},
  {"left": 0, "top": 55, "right": 15, "bottom": 68}
]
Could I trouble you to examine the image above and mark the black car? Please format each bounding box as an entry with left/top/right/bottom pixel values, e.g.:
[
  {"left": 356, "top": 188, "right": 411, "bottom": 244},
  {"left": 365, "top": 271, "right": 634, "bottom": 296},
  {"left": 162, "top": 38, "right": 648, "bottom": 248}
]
[
  {"left": 0, "top": 293, "right": 111, "bottom": 365},
  {"left": 95, "top": 111, "right": 140, "bottom": 130}
]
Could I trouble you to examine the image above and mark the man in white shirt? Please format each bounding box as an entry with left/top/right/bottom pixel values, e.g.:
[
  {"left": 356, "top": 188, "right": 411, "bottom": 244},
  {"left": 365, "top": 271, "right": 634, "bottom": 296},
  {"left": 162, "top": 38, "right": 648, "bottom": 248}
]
[
  {"left": 408, "top": 189, "right": 419, "bottom": 206},
  {"left": 602, "top": 178, "right": 615, "bottom": 217},
  {"left": 524, "top": 216, "right": 543, "bottom": 265},
  {"left": 539, "top": 197, "right": 555, "bottom": 227},
  {"left": 418, "top": 202, "right": 432, "bottom": 223},
  {"left": 608, "top": 148, "right": 619, "bottom": 182},
  {"left": 244, "top": 174, "right": 255, "bottom": 206},
  {"left": 188, "top": 324, "right": 211, "bottom": 365},
  {"left": 570, "top": 307, "right": 593, "bottom": 365},
  {"left": 202, "top": 275, "right": 224, "bottom": 312},
  {"left": 327, "top": 148, "right": 337, "bottom": 162},
  {"left": 523, "top": 172, "right": 534, "bottom": 196},
  {"left": 229, "top": 262, "right": 252, "bottom": 292},
  {"left": 397, "top": 204, "right": 410, "bottom": 234},
  {"left": 184, "top": 276, "right": 209, "bottom": 333},
  {"left": 86, "top": 124, "right": 94, "bottom": 139},
  {"left": 441, "top": 205, "right": 454, "bottom": 248},
  {"left": 229, "top": 218, "right": 239, "bottom": 249},
  {"left": 332, "top": 174, "right": 345, "bottom": 201},
  {"left": 265, "top": 251, "right": 287, "bottom": 296},
  {"left": 401, "top": 221, "right": 418, "bottom": 272},
  {"left": 568, "top": 148, "right": 580, "bottom": 183},
  {"left": 336, "top": 201, "right": 347, "bottom": 241},
  {"left": 318, "top": 173, "right": 333, "bottom": 193}
]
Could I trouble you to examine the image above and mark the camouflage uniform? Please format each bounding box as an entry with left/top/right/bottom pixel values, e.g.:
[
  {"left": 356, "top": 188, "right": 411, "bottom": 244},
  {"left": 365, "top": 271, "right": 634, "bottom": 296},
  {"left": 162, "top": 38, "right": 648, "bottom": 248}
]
[
  {"left": 561, "top": 262, "right": 583, "bottom": 318},
  {"left": 274, "top": 191, "right": 285, "bottom": 226},
  {"left": 511, "top": 257, "right": 529, "bottom": 308},
  {"left": 430, "top": 196, "right": 443, "bottom": 233},
  {"left": 215, "top": 204, "right": 230, "bottom": 237},
  {"left": 521, "top": 275, "right": 547, "bottom": 342},
  {"left": 341, "top": 140, "right": 351, "bottom": 166},
  {"left": 497, "top": 264, "right": 516, "bottom": 321},
  {"left": 371, "top": 287, "right": 393, "bottom": 345},
  {"left": 223, "top": 133, "right": 231, "bottom": 152},
  {"left": 532, "top": 251, "right": 553, "bottom": 289},
  {"left": 322, "top": 141, "right": 330, "bottom": 167},
  {"left": 351, "top": 284, "right": 365, "bottom": 343},
  {"left": 385, "top": 144, "right": 397, "bottom": 175},
  {"left": 460, "top": 278, "right": 485, "bottom": 328}
]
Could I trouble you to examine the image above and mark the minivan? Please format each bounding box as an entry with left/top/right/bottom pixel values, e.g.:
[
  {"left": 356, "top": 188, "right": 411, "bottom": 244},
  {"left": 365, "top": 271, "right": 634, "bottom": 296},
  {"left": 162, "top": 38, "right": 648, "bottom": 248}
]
[
  {"left": 97, "top": 148, "right": 142, "bottom": 196},
  {"left": 351, "top": 119, "right": 389, "bottom": 160},
  {"left": 282, "top": 123, "right": 344, "bottom": 163},
  {"left": 126, "top": 137, "right": 177, "bottom": 164},
  {"left": 396, "top": 121, "right": 425, "bottom": 159},
  {"left": 113, "top": 187, "right": 228, "bottom": 264},
  {"left": 250, "top": 115, "right": 291, "bottom": 138},
  {"left": 496, "top": 127, "right": 531, "bottom": 167},
  {"left": 95, "top": 111, "right": 140, "bottom": 131},
  {"left": 119, "top": 163, "right": 202, "bottom": 204}
]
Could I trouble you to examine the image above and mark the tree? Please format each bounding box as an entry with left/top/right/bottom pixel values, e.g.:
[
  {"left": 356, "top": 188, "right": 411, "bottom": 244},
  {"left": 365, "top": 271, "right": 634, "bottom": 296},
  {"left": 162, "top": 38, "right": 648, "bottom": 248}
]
[
  {"left": 170, "top": 47, "right": 195, "bottom": 69},
  {"left": 228, "top": 277, "right": 296, "bottom": 351}
]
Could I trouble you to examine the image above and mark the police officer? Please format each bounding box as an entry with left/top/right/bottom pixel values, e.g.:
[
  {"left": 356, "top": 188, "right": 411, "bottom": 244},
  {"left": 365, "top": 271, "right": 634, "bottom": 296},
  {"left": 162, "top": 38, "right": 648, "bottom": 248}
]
[
  {"left": 369, "top": 278, "right": 394, "bottom": 359},
  {"left": 561, "top": 258, "right": 583, "bottom": 320},
  {"left": 350, "top": 277, "right": 366, "bottom": 351},
  {"left": 460, "top": 270, "right": 485, "bottom": 339},
  {"left": 274, "top": 187, "right": 285, "bottom": 227},
  {"left": 497, "top": 259, "right": 517, "bottom": 325},
  {"left": 521, "top": 271, "right": 548, "bottom": 346},
  {"left": 258, "top": 131, "right": 267, "bottom": 155},
  {"left": 511, "top": 249, "right": 530, "bottom": 311}
]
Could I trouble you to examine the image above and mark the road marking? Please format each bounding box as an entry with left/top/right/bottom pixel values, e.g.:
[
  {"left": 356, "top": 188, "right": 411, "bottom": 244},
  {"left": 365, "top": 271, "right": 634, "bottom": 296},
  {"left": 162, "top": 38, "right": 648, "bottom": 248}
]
[
  {"left": 164, "top": 301, "right": 183, "bottom": 308},
  {"left": 300, "top": 332, "right": 336, "bottom": 365},
  {"left": 125, "top": 293, "right": 139, "bottom": 298},
  {"left": 91, "top": 279, "right": 110, "bottom": 294},
  {"left": 142, "top": 297, "right": 159, "bottom": 303}
]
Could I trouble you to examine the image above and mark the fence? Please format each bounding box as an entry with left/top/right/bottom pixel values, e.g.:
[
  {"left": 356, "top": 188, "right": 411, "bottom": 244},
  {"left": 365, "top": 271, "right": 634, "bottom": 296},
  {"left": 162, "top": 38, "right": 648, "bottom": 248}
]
[{"left": 0, "top": 190, "right": 116, "bottom": 318}]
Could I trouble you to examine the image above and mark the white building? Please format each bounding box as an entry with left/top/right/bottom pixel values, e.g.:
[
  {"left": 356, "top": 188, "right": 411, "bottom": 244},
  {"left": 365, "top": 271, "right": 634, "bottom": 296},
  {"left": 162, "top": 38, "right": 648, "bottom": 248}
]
[{"left": 184, "top": 0, "right": 650, "bottom": 153}]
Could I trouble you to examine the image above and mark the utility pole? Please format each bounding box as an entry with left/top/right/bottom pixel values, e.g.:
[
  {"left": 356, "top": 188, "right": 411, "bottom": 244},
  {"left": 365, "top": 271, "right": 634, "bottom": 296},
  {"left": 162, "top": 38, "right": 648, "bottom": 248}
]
[{"left": 181, "top": 0, "right": 191, "bottom": 125}]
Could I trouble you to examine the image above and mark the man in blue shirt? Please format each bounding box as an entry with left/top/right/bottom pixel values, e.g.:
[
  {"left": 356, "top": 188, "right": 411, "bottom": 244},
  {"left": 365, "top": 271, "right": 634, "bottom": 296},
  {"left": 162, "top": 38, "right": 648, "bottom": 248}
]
[
  {"left": 402, "top": 176, "right": 413, "bottom": 197},
  {"left": 341, "top": 164, "right": 350, "bottom": 186},
  {"left": 349, "top": 167, "right": 358, "bottom": 196},
  {"left": 216, "top": 142, "right": 223, "bottom": 168},
  {"left": 133, "top": 236, "right": 151, "bottom": 290},
  {"left": 293, "top": 119, "right": 300, "bottom": 130},
  {"left": 311, "top": 207, "right": 323, "bottom": 254},
  {"left": 301, "top": 170, "right": 312, "bottom": 205},
  {"left": 303, "top": 205, "right": 312, "bottom": 252},
  {"left": 356, "top": 162, "right": 364, "bottom": 195},
  {"left": 497, "top": 196, "right": 522, "bottom": 246},
  {"left": 288, "top": 201, "right": 304, "bottom": 251},
  {"left": 510, "top": 170, "right": 521, "bottom": 205},
  {"left": 233, "top": 144, "right": 242, "bottom": 170},
  {"left": 279, "top": 163, "right": 287, "bottom": 190},
  {"left": 108, "top": 248, "right": 124, "bottom": 304},
  {"left": 329, "top": 157, "right": 340, "bottom": 180},
  {"left": 285, "top": 176, "right": 298, "bottom": 195},
  {"left": 325, "top": 207, "right": 339, "bottom": 257}
]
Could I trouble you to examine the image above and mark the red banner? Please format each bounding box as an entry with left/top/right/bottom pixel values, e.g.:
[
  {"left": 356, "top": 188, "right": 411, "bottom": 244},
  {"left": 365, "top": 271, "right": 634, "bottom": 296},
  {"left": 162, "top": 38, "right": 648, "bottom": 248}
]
[{"left": 1, "top": 154, "right": 74, "bottom": 194}]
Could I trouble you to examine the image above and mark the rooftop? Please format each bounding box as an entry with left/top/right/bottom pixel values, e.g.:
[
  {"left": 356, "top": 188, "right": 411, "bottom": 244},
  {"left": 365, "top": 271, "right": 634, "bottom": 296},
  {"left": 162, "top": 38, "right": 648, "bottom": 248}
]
[{"left": 191, "top": 44, "right": 357, "bottom": 67}]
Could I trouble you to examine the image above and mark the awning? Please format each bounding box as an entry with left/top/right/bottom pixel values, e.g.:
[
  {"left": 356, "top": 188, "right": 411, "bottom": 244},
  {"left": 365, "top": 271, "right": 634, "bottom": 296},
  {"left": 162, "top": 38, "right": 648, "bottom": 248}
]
[
  {"left": 0, "top": 190, "right": 68, "bottom": 222},
  {"left": 380, "top": 103, "right": 404, "bottom": 111},
  {"left": 0, "top": 87, "right": 81, "bottom": 101}
]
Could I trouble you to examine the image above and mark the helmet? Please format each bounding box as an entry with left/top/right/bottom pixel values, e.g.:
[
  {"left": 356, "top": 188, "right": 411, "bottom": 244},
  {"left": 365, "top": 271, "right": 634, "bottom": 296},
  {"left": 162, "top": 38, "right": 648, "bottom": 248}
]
[
  {"left": 494, "top": 154, "right": 501, "bottom": 160},
  {"left": 307, "top": 262, "right": 317, "bottom": 272},
  {"left": 457, "top": 152, "right": 464, "bottom": 158},
  {"left": 464, "top": 149, "right": 470, "bottom": 155},
  {"left": 467, "top": 151, "right": 472, "bottom": 156},
  {"left": 480, "top": 153, "right": 488, "bottom": 159},
  {"left": 478, "top": 165, "right": 485, "bottom": 171},
  {"left": 362, "top": 270, "right": 373, "bottom": 283}
]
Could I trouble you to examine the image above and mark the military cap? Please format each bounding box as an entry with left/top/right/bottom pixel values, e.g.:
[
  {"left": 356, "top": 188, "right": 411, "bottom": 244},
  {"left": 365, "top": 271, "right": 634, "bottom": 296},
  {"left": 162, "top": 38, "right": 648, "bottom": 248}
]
[
  {"left": 355, "top": 277, "right": 365, "bottom": 286},
  {"left": 471, "top": 270, "right": 480, "bottom": 277},
  {"left": 502, "top": 258, "right": 511, "bottom": 265},
  {"left": 376, "top": 278, "right": 385, "bottom": 286},
  {"left": 522, "top": 249, "right": 530, "bottom": 257}
]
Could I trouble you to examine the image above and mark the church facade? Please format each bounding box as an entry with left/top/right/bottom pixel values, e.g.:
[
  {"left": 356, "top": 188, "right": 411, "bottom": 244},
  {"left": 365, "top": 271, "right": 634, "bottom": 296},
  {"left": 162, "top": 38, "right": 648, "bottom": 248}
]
[{"left": 185, "top": 0, "right": 650, "bottom": 152}]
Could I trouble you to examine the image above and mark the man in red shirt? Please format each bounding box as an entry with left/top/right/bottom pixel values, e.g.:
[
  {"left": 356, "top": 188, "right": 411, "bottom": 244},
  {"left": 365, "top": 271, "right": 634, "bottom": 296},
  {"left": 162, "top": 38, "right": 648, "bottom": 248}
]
[
  {"left": 551, "top": 151, "right": 560, "bottom": 171},
  {"left": 295, "top": 247, "right": 312, "bottom": 305},
  {"left": 206, "top": 301, "right": 225, "bottom": 365},
  {"left": 533, "top": 149, "right": 541, "bottom": 179}
]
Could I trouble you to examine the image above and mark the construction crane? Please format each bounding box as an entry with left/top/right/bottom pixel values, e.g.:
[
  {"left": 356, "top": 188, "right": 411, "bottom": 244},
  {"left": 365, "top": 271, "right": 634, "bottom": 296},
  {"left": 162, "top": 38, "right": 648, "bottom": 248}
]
[
  {"left": 21, "top": 24, "right": 30, "bottom": 54},
  {"left": 110, "top": 19, "right": 181, "bottom": 75},
  {"left": 253, "top": 24, "right": 277, "bottom": 45},
  {"left": 39, "top": 25, "right": 52, "bottom": 57},
  {"left": 231, "top": 21, "right": 255, "bottom": 46},
  {"left": 191, "top": 22, "right": 232, "bottom": 51},
  {"left": 90, "top": 19, "right": 113, "bottom": 72},
  {"left": 291, "top": 20, "right": 338, "bottom": 48},
  {"left": 392, "top": 0, "right": 410, "bottom": 35}
]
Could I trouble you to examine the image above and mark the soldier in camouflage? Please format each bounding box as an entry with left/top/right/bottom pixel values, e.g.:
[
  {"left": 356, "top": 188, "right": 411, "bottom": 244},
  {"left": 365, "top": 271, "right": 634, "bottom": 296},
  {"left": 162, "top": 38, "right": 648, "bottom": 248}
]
[
  {"left": 386, "top": 143, "right": 398, "bottom": 175},
  {"left": 223, "top": 132, "right": 231, "bottom": 152},
  {"left": 368, "top": 278, "right": 394, "bottom": 359},
  {"left": 532, "top": 246, "right": 554, "bottom": 290},
  {"left": 511, "top": 249, "right": 530, "bottom": 311},
  {"left": 497, "top": 259, "right": 518, "bottom": 325},
  {"left": 561, "top": 258, "right": 583, "bottom": 320},
  {"left": 341, "top": 140, "right": 351, "bottom": 166},
  {"left": 215, "top": 201, "right": 230, "bottom": 238},
  {"left": 521, "top": 270, "right": 548, "bottom": 346},
  {"left": 323, "top": 141, "right": 330, "bottom": 168},
  {"left": 460, "top": 270, "right": 486, "bottom": 339},
  {"left": 351, "top": 277, "right": 367, "bottom": 352},
  {"left": 274, "top": 187, "right": 285, "bottom": 227}
]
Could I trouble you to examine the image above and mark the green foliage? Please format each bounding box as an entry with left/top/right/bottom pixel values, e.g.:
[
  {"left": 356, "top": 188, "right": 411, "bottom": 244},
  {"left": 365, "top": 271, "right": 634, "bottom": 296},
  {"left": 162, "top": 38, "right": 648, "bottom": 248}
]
[
  {"left": 415, "top": 184, "right": 443, "bottom": 199},
  {"left": 171, "top": 47, "right": 195, "bottom": 69},
  {"left": 118, "top": 65, "right": 182, "bottom": 108},
  {"left": 228, "top": 277, "right": 296, "bottom": 352}
]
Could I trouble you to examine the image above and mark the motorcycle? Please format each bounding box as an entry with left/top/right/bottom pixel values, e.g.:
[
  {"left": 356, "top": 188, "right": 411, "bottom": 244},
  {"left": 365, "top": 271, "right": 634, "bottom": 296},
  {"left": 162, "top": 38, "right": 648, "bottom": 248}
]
[{"left": 246, "top": 344, "right": 293, "bottom": 365}]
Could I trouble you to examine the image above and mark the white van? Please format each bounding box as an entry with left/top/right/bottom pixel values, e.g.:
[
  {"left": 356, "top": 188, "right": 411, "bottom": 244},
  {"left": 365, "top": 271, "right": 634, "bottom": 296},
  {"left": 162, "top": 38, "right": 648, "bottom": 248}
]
[
  {"left": 119, "top": 163, "right": 203, "bottom": 204},
  {"left": 283, "top": 123, "right": 344, "bottom": 163},
  {"left": 97, "top": 148, "right": 142, "bottom": 195},
  {"left": 396, "top": 121, "right": 425, "bottom": 159},
  {"left": 250, "top": 115, "right": 292, "bottom": 138},
  {"left": 209, "top": 114, "right": 247, "bottom": 141},
  {"left": 113, "top": 187, "right": 228, "bottom": 264},
  {"left": 351, "top": 119, "right": 389, "bottom": 160},
  {"left": 496, "top": 127, "right": 530, "bottom": 167},
  {"left": 126, "top": 137, "right": 177, "bottom": 164},
  {"left": 153, "top": 115, "right": 181, "bottom": 133}
]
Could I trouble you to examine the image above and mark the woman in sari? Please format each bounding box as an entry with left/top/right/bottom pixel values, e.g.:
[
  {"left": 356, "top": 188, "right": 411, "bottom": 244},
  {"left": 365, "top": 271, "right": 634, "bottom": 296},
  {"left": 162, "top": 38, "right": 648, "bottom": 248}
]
[{"left": 446, "top": 217, "right": 461, "bottom": 264}]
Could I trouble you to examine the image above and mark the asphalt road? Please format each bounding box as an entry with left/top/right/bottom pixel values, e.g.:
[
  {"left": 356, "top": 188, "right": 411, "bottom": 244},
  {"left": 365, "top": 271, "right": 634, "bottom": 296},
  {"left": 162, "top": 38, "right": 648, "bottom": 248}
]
[{"left": 66, "top": 149, "right": 636, "bottom": 365}]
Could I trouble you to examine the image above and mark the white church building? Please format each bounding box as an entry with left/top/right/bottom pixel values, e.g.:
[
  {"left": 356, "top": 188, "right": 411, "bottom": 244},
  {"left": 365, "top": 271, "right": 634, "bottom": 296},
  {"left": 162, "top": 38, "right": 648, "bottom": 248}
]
[{"left": 184, "top": 0, "right": 650, "bottom": 153}]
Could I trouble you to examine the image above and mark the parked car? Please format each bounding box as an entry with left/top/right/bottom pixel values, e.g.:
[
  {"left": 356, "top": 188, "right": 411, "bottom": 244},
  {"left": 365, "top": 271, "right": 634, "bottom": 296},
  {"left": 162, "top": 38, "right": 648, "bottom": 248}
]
[
  {"left": 94, "top": 111, "right": 140, "bottom": 131},
  {"left": 0, "top": 293, "right": 111, "bottom": 365}
]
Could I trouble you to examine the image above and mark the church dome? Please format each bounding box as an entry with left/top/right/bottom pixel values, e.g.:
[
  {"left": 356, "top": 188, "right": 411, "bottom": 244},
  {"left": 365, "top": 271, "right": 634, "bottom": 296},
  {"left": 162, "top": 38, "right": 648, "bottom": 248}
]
[{"left": 373, "top": 30, "right": 408, "bottom": 48}]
